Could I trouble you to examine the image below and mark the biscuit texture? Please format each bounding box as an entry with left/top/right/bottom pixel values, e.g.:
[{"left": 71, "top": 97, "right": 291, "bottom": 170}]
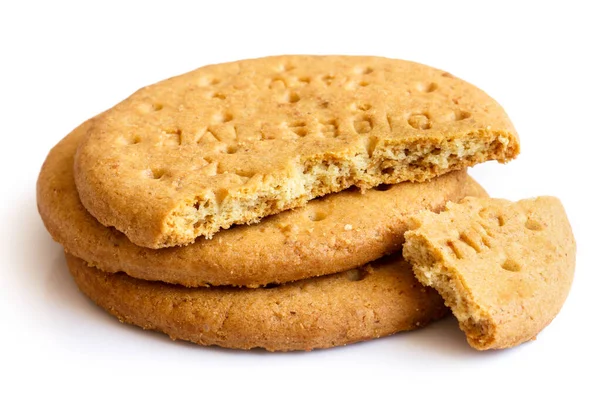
[
  {"left": 39, "top": 122, "right": 487, "bottom": 287},
  {"left": 66, "top": 253, "right": 448, "bottom": 351},
  {"left": 74, "top": 55, "right": 519, "bottom": 248},
  {"left": 403, "top": 196, "right": 576, "bottom": 350}
]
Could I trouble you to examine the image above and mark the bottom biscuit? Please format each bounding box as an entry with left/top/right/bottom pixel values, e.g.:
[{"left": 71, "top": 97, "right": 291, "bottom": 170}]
[{"left": 66, "top": 252, "right": 448, "bottom": 351}]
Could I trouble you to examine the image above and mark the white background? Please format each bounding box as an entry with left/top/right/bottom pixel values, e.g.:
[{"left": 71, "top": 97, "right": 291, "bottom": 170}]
[{"left": 1, "top": 0, "right": 598, "bottom": 398}]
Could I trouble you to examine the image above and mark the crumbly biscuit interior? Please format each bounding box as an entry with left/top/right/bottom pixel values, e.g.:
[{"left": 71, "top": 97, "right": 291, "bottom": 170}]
[
  {"left": 165, "top": 134, "right": 511, "bottom": 246},
  {"left": 405, "top": 236, "right": 495, "bottom": 349}
]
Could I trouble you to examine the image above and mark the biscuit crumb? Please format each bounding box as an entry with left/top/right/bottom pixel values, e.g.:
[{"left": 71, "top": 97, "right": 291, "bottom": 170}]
[{"left": 344, "top": 224, "right": 353, "bottom": 231}]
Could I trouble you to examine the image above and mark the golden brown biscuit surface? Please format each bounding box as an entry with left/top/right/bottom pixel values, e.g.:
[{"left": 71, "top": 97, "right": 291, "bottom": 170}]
[
  {"left": 66, "top": 252, "right": 448, "bottom": 351},
  {"left": 38, "top": 122, "right": 487, "bottom": 287},
  {"left": 403, "top": 196, "right": 576, "bottom": 350},
  {"left": 74, "top": 55, "right": 518, "bottom": 248}
]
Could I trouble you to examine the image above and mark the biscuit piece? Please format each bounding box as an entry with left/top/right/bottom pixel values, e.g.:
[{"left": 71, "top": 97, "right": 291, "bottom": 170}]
[
  {"left": 66, "top": 253, "right": 448, "bottom": 351},
  {"left": 38, "top": 122, "right": 487, "bottom": 287},
  {"left": 74, "top": 55, "right": 519, "bottom": 248},
  {"left": 403, "top": 197, "right": 576, "bottom": 350}
]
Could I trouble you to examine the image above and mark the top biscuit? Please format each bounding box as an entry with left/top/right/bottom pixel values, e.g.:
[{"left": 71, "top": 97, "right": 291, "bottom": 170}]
[{"left": 74, "top": 55, "right": 519, "bottom": 248}]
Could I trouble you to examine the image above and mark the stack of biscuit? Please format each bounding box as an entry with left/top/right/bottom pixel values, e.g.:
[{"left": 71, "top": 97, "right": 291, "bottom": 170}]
[{"left": 37, "top": 56, "right": 575, "bottom": 351}]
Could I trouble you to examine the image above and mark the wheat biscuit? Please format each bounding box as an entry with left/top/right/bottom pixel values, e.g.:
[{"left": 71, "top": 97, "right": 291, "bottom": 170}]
[
  {"left": 403, "top": 196, "right": 576, "bottom": 350},
  {"left": 74, "top": 55, "right": 519, "bottom": 248},
  {"left": 38, "top": 122, "right": 487, "bottom": 287},
  {"left": 66, "top": 252, "right": 447, "bottom": 351}
]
